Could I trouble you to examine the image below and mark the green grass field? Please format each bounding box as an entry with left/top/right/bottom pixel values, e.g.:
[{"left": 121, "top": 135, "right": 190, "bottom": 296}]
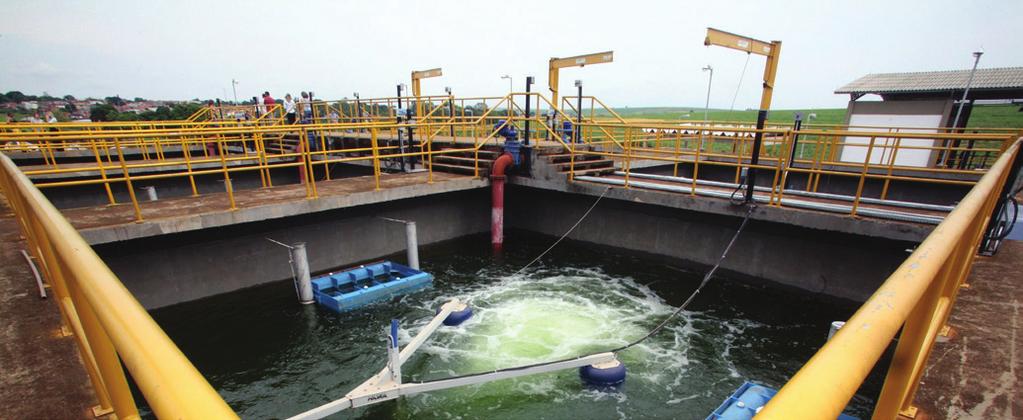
[{"left": 598, "top": 104, "right": 1023, "bottom": 129}]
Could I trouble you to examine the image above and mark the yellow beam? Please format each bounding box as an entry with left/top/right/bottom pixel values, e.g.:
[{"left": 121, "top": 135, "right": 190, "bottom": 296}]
[
  {"left": 548, "top": 51, "right": 613, "bottom": 108},
  {"left": 704, "top": 27, "right": 773, "bottom": 56}
]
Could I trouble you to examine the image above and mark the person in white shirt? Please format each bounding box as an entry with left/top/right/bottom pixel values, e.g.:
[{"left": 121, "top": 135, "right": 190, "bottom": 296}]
[{"left": 284, "top": 94, "right": 297, "bottom": 124}]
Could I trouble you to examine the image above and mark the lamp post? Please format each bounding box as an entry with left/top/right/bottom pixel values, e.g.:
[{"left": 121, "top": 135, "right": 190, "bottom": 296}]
[
  {"left": 231, "top": 78, "right": 239, "bottom": 104},
  {"left": 952, "top": 50, "right": 984, "bottom": 130},
  {"left": 501, "top": 75, "right": 513, "bottom": 94},
  {"left": 701, "top": 65, "right": 713, "bottom": 124}
]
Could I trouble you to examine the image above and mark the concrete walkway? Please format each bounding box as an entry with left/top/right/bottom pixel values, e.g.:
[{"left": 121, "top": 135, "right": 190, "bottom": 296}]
[
  {"left": 914, "top": 240, "right": 1023, "bottom": 419},
  {"left": 0, "top": 195, "right": 99, "bottom": 418},
  {"left": 62, "top": 171, "right": 488, "bottom": 244}
]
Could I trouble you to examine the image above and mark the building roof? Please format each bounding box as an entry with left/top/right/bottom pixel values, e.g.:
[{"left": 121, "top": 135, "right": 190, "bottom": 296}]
[{"left": 835, "top": 67, "right": 1023, "bottom": 98}]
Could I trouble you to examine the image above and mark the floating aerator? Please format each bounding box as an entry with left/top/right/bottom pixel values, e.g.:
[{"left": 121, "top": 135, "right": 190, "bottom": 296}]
[
  {"left": 440, "top": 303, "right": 473, "bottom": 326},
  {"left": 579, "top": 358, "right": 626, "bottom": 387}
]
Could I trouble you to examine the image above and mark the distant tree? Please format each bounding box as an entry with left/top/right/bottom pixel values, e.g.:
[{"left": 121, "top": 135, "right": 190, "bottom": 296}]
[
  {"left": 140, "top": 106, "right": 172, "bottom": 121},
  {"left": 114, "top": 112, "right": 140, "bottom": 121},
  {"left": 64, "top": 103, "right": 77, "bottom": 113},
  {"left": 105, "top": 96, "right": 126, "bottom": 106},
  {"left": 89, "top": 104, "right": 118, "bottom": 122},
  {"left": 133, "top": 97, "right": 146, "bottom": 102},
  {"left": 170, "top": 103, "right": 203, "bottom": 120},
  {"left": 4, "top": 91, "right": 26, "bottom": 103},
  {"left": 63, "top": 94, "right": 76, "bottom": 101}
]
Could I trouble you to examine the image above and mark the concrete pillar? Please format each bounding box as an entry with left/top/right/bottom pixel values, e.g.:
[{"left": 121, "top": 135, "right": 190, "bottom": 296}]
[
  {"left": 141, "top": 186, "right": 158, "bottom": 201},
  {"left": 405, "top": 221, "right": 420, "bottom": 270},
  {"left": 291, "top": 242, "right": 314, "bottom": 304}
]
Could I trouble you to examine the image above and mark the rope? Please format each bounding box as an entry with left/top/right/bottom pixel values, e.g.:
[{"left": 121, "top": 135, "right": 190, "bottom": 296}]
[
  {"left": 410, "top": 203, "right": 757, "bottom": 385},
  {"left": 610, "top": 204, "right": 755, "bottom": 352},
  {"left": 729, "top": 53, "right": 752, "bottom": 114},
  {"left": 514, "top": 186, "right": 612, "bottom": 275}
]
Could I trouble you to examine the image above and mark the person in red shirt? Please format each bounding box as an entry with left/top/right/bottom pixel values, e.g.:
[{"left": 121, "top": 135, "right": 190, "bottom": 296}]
[{"left": 262, "top": 92, "right": 276, "bottom": 117}]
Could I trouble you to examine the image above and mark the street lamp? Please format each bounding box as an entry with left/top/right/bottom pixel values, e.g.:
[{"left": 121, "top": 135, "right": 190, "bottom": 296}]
[
  {"left": 952, "top": 49, "right": 984, "bottom": 129},
  {"left": 702, "top": 65, "right": 713, "bottom": 124},
  {"left": 231, "top": 78, "right": 239, "bottom": 104},
  {"left": 501, "top": 75, "right": 513, "bottom": 94}
]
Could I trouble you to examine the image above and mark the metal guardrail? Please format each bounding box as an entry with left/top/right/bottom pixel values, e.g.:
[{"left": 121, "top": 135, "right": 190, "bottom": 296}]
[
  {"left": 0, "top": 153, "right": 238, "bottom": 419},
  {"left": 566, "top": 120, "right": 1015, "bottom": 217},
  {"left": 759, "top": 137, "right": 1021, "bottom": 419}
]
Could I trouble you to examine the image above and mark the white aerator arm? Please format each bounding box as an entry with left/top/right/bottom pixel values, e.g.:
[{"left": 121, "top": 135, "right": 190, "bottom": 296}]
[{"left": 287, "top": 298, "right": 617, "bottom": 420}]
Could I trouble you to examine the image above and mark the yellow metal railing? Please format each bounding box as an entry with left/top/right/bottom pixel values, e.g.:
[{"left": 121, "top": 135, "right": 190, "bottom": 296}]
[
  {"left": 0, "top": 153, "right": 238, "bottom": 419},
  {"left": 566, "top": 119, "right": 1014, "bottom": 216},
  {"left": 759, "top": 137, "right": 1021, "bottom": 419}
]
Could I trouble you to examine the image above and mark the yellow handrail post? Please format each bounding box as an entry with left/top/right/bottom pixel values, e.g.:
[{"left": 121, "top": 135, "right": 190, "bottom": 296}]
[
  {"left": 850, "top": 136, "right": 878, "bottom": 217},
  {"left": 112, "top": 138, "right": 144, "bottom": 222},
  {"left": 371, "top": 128, "right": 381, "bottom": 191},
  {"left": 64, "top": 270, "right": 141, "bottom": 419},
  {"left": 89, "top": 139, "right": 117, "bottom": 206},
  {"left": 216, "top": 137, "right": 236, "bottom": 210}
]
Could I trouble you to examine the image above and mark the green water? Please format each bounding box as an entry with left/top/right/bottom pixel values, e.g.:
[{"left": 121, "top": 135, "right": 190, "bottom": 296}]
[{"left": 147, "top": 230, "right": 882, "bottom": 419}]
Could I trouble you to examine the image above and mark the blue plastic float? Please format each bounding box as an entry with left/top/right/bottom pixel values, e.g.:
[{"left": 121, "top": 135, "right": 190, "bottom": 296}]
[
  {"left": 311, "top": 261, "right": 433, "bottom": 313},
  {"left": 707, "top": 382, "right": 860, "bottom": 420}
]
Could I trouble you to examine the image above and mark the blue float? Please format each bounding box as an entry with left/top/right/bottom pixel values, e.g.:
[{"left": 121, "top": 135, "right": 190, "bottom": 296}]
[
  {"left": 579, "top": 359, "right": 627, "bottom": 387},
  {"left": 440, "top": 305, "right": 473, "bottom": 326},
  {"left": 707, "top": 381, "right": 860, "bottom": 420},
  {"left": 311, "top": 261, "right": 433, "bottom": 313}
]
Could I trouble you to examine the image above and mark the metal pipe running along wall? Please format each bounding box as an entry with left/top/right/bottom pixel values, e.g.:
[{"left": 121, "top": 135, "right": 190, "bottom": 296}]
[{"left": 490, "top": 153, "right": 515, "bottom": 252}]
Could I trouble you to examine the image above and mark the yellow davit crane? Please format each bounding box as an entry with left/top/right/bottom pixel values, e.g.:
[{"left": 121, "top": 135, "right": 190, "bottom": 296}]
[
  {"left": 704, "top": 27, "right": 781, "bottom": 203},
  {"left": 411, "top": 68, "right": 442, "bottom": 118},
  {"left": 548, "top": 51, "right": 613, "bottom": 108}
]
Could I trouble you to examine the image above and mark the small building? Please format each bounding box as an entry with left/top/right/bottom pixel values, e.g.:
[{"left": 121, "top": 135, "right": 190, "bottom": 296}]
[{"left": 834, "top": 67, "right": 1023, "bottom": 168}]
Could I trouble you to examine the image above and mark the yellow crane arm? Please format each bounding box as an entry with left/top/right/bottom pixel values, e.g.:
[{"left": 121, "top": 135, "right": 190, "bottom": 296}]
[
  {"left": 704, "top": 27, "right": 781, "bottom": 110},
  {"left": 548, "top": 51, "right": 613, "bottom": 108},
  {"left": 411, "top": 68, "right": 443, "bottom": 98},
  {"left": 704, "top": 28, "right": 774, "bottom": 57}
]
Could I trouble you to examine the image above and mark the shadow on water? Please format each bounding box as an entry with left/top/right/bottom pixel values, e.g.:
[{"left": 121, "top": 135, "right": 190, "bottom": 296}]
[{"left": 138, "top": 229, "right": 889, "bottom": 419}]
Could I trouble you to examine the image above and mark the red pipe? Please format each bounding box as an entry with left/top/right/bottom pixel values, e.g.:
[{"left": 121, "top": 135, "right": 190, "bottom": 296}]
[{"left": 491, "top": 153, "right": 515, "bottom": 253}]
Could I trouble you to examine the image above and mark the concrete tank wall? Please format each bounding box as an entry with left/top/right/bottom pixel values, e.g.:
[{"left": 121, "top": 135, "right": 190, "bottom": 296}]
[
  {"left": 504, "top": 186, "right": 914, "bottom": 301},
  {"left": 93, "top": 189, "right": 490, "bottom": 309}
]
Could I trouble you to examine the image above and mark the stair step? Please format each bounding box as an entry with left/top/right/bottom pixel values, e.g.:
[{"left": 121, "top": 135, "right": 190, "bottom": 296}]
[
  {"left": 546, "top": 153, "right": 603, "bottom": 163},
  {"left": 556, "top": 159, "right": 615, "bottom": 170}
]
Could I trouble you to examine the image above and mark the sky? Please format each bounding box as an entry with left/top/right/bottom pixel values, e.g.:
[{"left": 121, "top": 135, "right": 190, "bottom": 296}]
[{"left": 1, "top": 0, "right": 1020, "bottom": 110}]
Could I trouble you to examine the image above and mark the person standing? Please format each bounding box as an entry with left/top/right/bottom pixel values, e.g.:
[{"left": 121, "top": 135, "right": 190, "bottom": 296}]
[
  {"left": 284, "top": 94, "right": 297, "bottom": 124},
  {"left": 262, "top": 91, "right": 276, "bottom": 117},
  {"left": 298, "top": 91, "right": 310, "bottom": 121},
  {"left": 254, "top": 96, "right": 265, "bottom": 117}
]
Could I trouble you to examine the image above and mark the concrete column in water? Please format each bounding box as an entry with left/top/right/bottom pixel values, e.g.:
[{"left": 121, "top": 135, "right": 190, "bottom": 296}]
[
  {"left": 405, "top": 221, "right": 420, "bottom": 270},
  {"left": 291, "top": 242, "right": 314, "bottom": 304}
]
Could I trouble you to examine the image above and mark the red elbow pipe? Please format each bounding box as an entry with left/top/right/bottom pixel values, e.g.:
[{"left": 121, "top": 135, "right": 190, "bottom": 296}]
[{"left": 491, "top": 153, "right": 515, "bottom": 253}]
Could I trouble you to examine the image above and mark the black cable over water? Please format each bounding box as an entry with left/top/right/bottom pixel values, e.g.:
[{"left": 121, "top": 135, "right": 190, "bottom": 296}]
[{"left": 410, "top": 203, "right": 757, "bottom": 385}]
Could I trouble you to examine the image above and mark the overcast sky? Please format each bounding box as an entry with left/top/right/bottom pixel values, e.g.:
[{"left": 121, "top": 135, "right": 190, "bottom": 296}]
[{"left": 1, "top": 0, "right": 1020, "bottom": 109}]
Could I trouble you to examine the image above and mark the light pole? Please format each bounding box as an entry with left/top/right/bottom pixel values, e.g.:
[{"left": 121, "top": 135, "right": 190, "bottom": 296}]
[
  {"left": 231, "top": 78, "right": 239, "bottom": 104},
  {"left": 701, "top": 65, "right": 713, "bottom": 124},
  {"left": 501, "top": 75, "right": 513, "bottom": 94},
  {"left": 952, "top": 49, "right": 984, "bottom": 129}
]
